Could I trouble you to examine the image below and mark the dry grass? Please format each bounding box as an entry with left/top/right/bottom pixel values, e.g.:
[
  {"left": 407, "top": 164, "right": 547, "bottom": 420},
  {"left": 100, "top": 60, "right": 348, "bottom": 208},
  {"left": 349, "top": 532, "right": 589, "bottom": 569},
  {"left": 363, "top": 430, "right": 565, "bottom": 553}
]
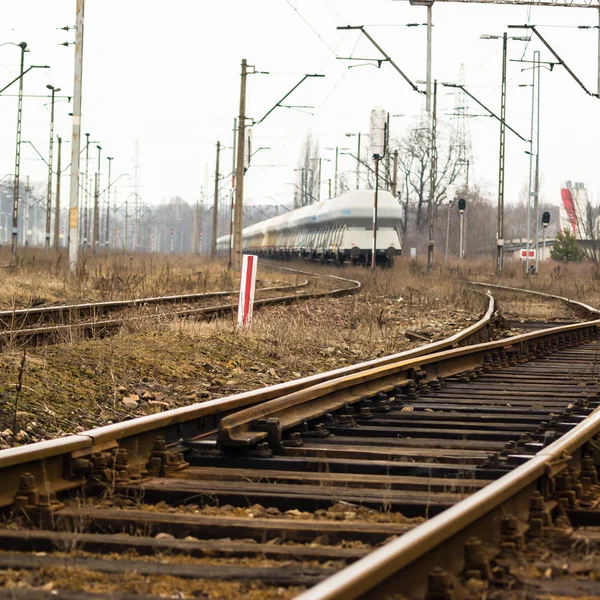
[
  {"left": 445, "top": 255, "right": 600, "bottom": 309},
  {"left": 0, "top": 248, "right": 252, "bottom": 308},
  {"left": 0, "top": 260, "right": 483, "bottom": 445}
]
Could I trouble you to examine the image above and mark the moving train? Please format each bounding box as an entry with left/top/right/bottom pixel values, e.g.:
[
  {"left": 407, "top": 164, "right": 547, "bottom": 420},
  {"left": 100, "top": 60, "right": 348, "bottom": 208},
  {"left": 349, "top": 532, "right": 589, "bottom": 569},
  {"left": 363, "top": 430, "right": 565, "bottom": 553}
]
[{"left": 216, "top": 190, "right": 402, "bottom": 266}]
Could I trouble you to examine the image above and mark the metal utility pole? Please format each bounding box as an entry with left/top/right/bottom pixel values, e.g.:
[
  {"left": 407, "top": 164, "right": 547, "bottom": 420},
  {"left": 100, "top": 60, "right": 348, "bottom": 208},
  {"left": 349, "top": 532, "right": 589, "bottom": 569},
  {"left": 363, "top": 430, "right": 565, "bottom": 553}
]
[
  {"left": 301, "top": 168, "right": 306, "bottom": 206},
  {"left": 92, "top": 173, "right": 98, "bottom": 252},
  {"left": 92, "top": 145, "right": 101, "bottom": 253},
  {"left": 427, "top": 80, "right": 438, "bottom": 270},
  {"left": 391, "top": 149, "right": 398, "bottom": 197},
  {"left": 458, "top": 198, "right": 466, "bottom": 259},
  {"left": 105, "top": 156, "right": 112, "bottom": 248},
  {"left": 334, "top": 147, "right": 339, "bottom": 197},
  {"left": 83, "top": 133, "right": 90, "bottom": 250},
  {"left": 12, "top": 41, "right": 27, "bottom": 262},
  {"left": 481, "top": 32, "right": 528, "bottom": 275},
  {"left": 318, "top": 158, "right": 322, "bottom": 202},
  {"left": 356, "top": 133, "right": 361, "bottom": 190},
  {"left": 124, "top": 195, "right": 129, "bottom": 251},
  {"left": 54, "top": 136, "right": 62, "bottom": 250},
  {"left": 45, "top": 84, "right": 60, "bottom": 250},
  {"left": 372, "top": 155, "right": 380, "bottom": 268},
  {"left": 426, "top": 3, "right": 433, "bottom": 113},
  {"left": 211, "top": 140, "right": 220, "bottom": 257},
  {"left": 370, "top": 108, "right": 387, "bottom": 269},
  {"left": 68, "top": 0, "right": 85, "bottom": 271},
  {"left": 24, "top": 177, "right": 30, "bottom": 246},
  {"left": 526, "top": 51, "right": 541, "bottom": 276},
  {"left": 497, "top": 32, "right": 507, "bottom": 275},
  {"left": 445, "top": 198, "right": 453, "bottom": 261},
  {"left": 232, "top": 58, "right": 248, "bottom": 271}
]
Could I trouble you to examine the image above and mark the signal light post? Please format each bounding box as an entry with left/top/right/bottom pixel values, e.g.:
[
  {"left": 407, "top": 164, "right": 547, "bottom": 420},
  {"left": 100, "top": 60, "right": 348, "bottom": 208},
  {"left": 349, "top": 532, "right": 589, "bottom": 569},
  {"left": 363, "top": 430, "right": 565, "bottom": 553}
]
[
  {"left": 370, "top": 108, "right": 387, "bottom": 269},
  {"left": 458, "top": 198, "right": 466, "bottom": 260},
  {"left": 541, "top": 211, "right": 550, "bottom": 262}
]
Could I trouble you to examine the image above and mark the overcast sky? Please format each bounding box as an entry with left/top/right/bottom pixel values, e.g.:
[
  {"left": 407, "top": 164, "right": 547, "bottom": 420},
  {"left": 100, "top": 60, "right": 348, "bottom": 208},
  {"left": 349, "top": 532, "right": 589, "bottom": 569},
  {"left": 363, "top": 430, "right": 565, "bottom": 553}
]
[{"left": 1, "top": 0, "right": 598, "bottom": 216}]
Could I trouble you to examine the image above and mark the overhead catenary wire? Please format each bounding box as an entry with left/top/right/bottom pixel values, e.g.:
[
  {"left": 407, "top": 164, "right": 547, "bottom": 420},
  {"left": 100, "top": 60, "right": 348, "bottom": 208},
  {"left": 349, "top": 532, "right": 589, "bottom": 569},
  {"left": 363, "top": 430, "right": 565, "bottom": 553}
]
[{"left": 284, "top": 0, "right": 339, "bottom": 56}]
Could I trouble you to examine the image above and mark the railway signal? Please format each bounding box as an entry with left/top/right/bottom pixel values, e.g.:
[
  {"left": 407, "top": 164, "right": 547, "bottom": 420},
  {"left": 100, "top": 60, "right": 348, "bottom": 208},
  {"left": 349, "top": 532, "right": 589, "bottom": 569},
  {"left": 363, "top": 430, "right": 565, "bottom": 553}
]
[
  {"left": 458, "top": 198, "right": 466, "bottom": 260},
  {"left": 542, "top": 210, "right": 551, "bottom": 261}
]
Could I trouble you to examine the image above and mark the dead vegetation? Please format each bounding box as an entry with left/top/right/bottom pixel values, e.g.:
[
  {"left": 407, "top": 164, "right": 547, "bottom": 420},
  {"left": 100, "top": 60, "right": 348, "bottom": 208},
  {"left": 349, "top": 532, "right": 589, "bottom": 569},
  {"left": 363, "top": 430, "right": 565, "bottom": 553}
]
[
  {"left": 0, "top": 260, "right": 484, "bottom": 446},
  {"left": 0, "top": 248, "right": 249, "bottom": 308}
]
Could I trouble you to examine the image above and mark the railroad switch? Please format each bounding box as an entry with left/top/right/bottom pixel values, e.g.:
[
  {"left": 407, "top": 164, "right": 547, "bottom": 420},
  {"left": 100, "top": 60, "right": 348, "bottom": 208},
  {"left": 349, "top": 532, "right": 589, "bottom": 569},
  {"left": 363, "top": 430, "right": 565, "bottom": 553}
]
[
  {"left": 12, "top": 472, "right": 63, "bottom": 523},
  {"left": 146, "top": 436, "right": 189, "bottom": 477}
]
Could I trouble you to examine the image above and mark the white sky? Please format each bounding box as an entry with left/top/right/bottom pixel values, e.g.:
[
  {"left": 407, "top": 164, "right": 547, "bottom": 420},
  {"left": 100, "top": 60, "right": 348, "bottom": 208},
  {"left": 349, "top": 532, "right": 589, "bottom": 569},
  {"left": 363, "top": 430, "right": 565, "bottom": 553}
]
[{"left": 1, "top": 0, "right": 599, "bottom": 214}]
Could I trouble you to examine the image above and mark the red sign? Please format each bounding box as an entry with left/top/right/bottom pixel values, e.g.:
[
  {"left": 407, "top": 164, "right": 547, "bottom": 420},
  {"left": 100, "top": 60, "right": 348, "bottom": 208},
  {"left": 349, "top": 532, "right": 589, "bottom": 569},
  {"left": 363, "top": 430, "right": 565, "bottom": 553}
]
[
  {"left": 520, "top": 249, "right": 536, "bottom": 259},
  {"left": 238, "top": 255, "right": 258, "bottom": 327}
]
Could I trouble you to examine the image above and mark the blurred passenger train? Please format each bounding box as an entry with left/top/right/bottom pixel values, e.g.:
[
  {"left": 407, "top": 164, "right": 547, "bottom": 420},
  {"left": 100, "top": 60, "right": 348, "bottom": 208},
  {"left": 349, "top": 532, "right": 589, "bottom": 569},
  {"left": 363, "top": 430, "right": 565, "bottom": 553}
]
[{"left": 216, "top": 190, "right": 402, "bottom": 267}]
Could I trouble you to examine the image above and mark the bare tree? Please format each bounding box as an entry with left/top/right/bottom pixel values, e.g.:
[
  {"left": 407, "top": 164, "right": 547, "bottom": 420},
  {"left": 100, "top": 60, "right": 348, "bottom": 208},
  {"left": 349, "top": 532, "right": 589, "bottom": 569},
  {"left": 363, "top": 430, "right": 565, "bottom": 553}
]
[
  {"left": 295, "top": 134, "right": 320, "bottom": 206},
  {"left": 397, "top": 121, "right": 465, "bottom": 232}
]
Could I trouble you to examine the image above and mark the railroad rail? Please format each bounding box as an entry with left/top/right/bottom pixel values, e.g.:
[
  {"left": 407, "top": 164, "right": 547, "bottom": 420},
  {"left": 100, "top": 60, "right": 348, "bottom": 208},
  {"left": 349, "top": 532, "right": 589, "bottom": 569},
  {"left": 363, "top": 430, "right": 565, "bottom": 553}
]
[
  {"left": 470, "top": 280, "right": 600, "bottom": 317},
  {"left": 2, "top": 284, "right": 599, "bottom": 598},
  {"left": 0, "top": 268, "right": 357, "bottom": 349},
  {"left": 0, "top": 274, "right": 310, "bottom": 330}
]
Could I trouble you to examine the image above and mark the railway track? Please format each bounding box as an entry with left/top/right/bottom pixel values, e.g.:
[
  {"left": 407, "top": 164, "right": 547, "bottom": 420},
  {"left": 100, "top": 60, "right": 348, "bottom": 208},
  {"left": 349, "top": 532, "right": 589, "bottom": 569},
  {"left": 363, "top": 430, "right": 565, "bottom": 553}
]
[
  {"left": 1, "top": 285, "right": 599, "bottom": 598},
  {"left": 0, "top": 268, "right": 358, "bottom": 349}
]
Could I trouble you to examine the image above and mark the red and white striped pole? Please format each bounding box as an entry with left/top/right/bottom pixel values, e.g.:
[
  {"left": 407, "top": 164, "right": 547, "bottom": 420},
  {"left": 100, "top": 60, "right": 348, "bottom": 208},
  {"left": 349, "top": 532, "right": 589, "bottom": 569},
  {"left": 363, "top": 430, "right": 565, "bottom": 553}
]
[{"left": 238, "top": 254, "right": 258, "bottom": 327}]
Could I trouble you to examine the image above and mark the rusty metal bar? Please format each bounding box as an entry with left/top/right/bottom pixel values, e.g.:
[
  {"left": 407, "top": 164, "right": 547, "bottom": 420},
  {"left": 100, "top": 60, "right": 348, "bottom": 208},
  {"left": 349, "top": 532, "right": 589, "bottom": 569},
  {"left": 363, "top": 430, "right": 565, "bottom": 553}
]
[
  {"left": 295, "top": 406, "right": 600, "bottom": 600},
  {"left": 470, "top": 280, "right": 600, "bottom": 316}
]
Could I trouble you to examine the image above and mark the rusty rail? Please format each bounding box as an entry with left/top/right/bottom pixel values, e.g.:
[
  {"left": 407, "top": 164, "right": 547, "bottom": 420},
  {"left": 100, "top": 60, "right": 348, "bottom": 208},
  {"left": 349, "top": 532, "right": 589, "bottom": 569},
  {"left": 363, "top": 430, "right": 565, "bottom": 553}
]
[
  {"left": 0, "top": 283, "right": 492, "bottom": 508},
  {"left": 470, "top": 280, "right": 600, "bottom": 317},
  {"left": 295, "top": 383, "right": 600, "bottom": 600},
  {"left": 0, "top": 276, "right": 311, "bottom": 330},
  {"left": 0, "top": 301, "right": 593, "bottom": 512}
]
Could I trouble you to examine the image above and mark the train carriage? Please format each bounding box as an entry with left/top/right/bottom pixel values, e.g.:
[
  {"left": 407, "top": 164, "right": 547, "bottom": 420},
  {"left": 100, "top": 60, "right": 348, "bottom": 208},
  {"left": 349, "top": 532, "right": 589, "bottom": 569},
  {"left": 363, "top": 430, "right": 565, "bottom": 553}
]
[{"left": 217, "top": 190, "right": 402, "bottom": 266}]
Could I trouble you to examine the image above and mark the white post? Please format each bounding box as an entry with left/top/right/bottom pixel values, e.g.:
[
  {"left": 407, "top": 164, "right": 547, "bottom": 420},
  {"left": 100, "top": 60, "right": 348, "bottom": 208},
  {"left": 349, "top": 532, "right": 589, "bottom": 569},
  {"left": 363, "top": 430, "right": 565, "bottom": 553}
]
[
  {"left": 69, "top": 0, "right": 85, "bottom": 271},
  {"left": 238, "top": 254, "right": 258, "bottom": 327},
  {"left": 459, "top": 211, "right": 464, "bottom": 260}
]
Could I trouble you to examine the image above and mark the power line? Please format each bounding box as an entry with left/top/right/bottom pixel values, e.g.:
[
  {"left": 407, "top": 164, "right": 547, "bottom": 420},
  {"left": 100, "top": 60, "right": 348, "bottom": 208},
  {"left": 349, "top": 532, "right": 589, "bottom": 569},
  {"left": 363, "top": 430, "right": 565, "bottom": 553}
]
[{"left": 284, "top": 0, "right": 339, "bottom": 56}]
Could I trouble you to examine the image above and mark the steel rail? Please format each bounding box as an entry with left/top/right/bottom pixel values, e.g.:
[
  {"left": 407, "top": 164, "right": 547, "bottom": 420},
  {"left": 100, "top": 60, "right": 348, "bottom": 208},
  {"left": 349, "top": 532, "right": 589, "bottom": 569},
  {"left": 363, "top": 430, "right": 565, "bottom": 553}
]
[
  {"left": 0, "top": 300, "right": 593, "bottom": 511},
  {"left": 295, "top": 395, "right": 600, "bottom": 600},
  {"left": 0, "top": 268, "right": 363, "bottom": 349},
  {"left": 0, "top": 283, "right": 494, "bottom": 508},
  {"left": 216, "top": 315, "right": 599, "bottom": 447},
  {"left": 0, "top": 278, "right": 311, "bottom": 329},
  {"left": 0, "top": 278, "right": 356, "bottom": 348},
  {"left": 469, "top": 280, "right": 600, "bottom": 316}
]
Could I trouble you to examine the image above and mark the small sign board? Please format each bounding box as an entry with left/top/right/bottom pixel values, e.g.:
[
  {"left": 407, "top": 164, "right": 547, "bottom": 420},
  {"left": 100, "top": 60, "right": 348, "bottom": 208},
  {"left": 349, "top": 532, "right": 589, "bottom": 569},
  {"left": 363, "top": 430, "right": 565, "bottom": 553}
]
[
  {"left": 410, "top": 247, "right": 417, "bottom": 258},
  {"left": 520, "top": 249, "right": 536, "bottom": 259},
  {"left": 238, "top": 254, "right": 258, "bottom": 327}
]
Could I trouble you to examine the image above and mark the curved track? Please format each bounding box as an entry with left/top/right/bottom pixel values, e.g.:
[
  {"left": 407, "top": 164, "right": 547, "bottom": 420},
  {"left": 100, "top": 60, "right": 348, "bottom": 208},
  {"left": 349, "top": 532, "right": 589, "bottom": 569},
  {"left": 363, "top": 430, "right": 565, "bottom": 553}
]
[
  {"left": 0, "top": 267, "right": 359, "bottom": 349},
  {"left": 1, "top": 283, "right": 599, "bottom": 599}
]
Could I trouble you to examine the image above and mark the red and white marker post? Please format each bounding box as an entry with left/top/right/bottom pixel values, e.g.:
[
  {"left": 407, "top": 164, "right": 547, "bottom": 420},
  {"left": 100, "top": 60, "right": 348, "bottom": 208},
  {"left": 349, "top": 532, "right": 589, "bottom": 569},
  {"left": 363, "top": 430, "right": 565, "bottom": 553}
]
[{"left": 237, "top": 254, "right": 258, "bottom": 327}]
